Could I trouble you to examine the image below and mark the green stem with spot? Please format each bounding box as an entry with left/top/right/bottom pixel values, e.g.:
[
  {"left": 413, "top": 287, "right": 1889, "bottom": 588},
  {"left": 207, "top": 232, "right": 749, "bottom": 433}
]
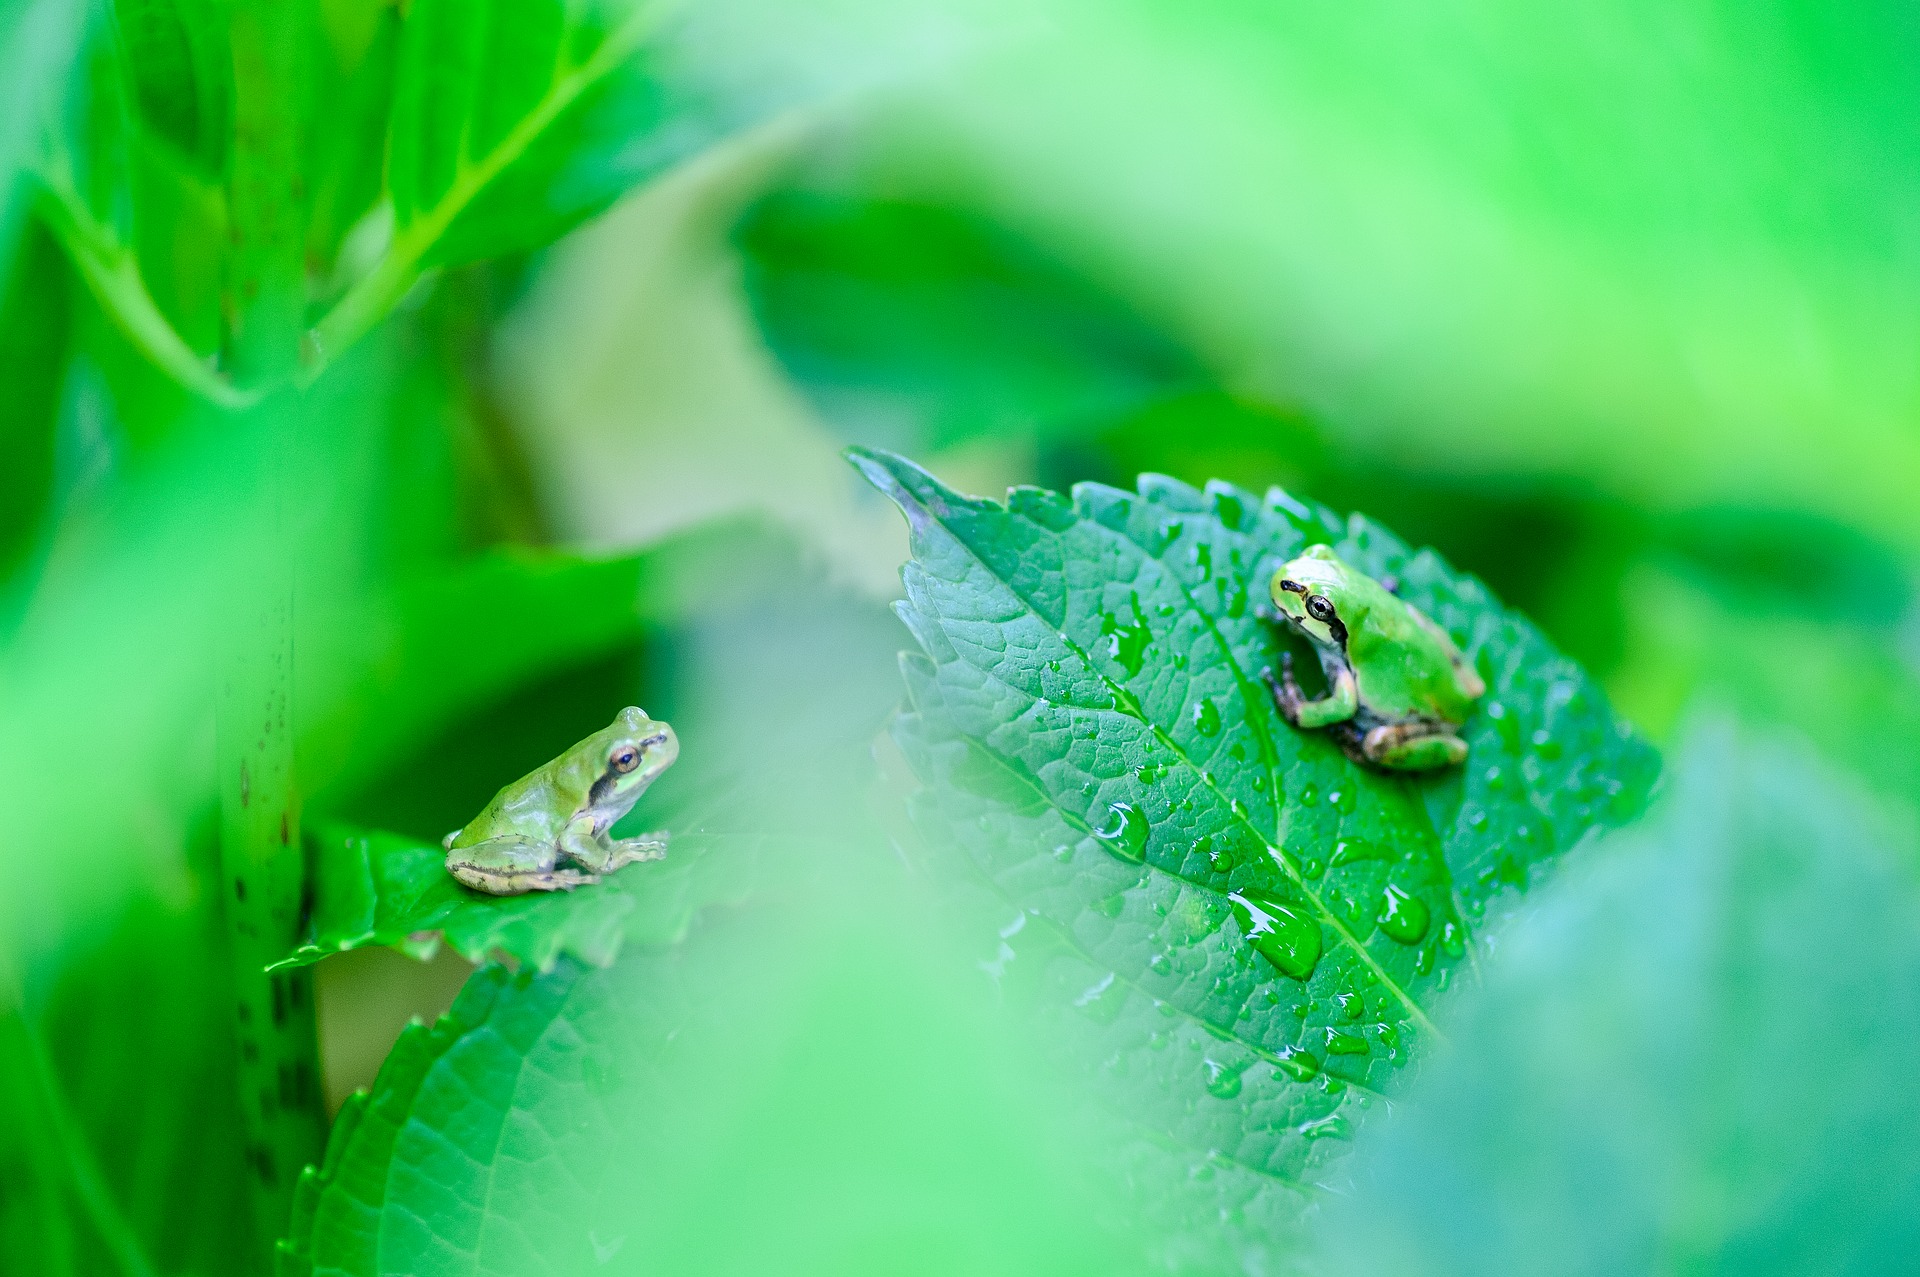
[{"left": 215, "top": 5, "right": 325, "bottom": 1265}]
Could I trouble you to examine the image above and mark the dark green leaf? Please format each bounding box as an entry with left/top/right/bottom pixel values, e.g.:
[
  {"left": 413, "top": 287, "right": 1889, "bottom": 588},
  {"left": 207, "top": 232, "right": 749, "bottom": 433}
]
[
  {"left": 738, "top": 191, "right": 1202, "bottom": 449},
  {"left": 385, "top": 0, "right": 725, "bottom": 270},
  {"left": 854, "top": 446, "right": 1657, "bottom": 1247},
  {"left": 111, "top": 0, "right": 231, "bottom": 175},
  {"left": 1324, "top": 724, "right": 1920, "bottom": 1275}
]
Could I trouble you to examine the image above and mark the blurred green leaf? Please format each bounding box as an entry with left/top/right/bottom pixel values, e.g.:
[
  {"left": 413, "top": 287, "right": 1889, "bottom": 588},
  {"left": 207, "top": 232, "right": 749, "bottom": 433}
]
[
  {"left": 281, "top": 879, "right": 1139, "bottom": 1277},
  {"left": 276, "top": 820, "right": 758, "bottom": 972},
  {"left": 1323, "top": 722, "right": 1920, "bottom": 1274},
  {"left": 111, "top": 0, "right": 230, "bottom": 176},
  {"left": 299, "top": 517, "right": 803, "bottom": 808},
  {"left": 737, "top": 190, "right": 1202, "bottom": 450},
  {"left": 855, "top": 447, "right": 1656, "bottom": 1257}
]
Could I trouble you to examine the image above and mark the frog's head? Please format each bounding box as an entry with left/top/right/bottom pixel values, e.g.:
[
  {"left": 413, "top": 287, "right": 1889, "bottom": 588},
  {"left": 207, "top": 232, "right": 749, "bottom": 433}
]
[
  {"left": 588, "top": 706, "right": 679, "bottom": 814},
  {"left": 1270, "top": 543, "right": 1360, "bottom": 649}
]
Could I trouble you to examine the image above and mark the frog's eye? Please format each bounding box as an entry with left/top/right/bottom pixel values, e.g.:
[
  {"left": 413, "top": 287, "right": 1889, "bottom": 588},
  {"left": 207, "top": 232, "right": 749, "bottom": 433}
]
[
  {"left": 1305, "top": 594, "right": 1338, "bottom": 623},
  {"left": 611, "top": 747, "right": 641, "bottom": 774}
]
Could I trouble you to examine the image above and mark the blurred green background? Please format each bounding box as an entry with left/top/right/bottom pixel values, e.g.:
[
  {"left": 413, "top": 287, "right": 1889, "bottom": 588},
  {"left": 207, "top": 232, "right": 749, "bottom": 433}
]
[{"left": 3, "top": 0, "right": 1918, "bottom": 1271}]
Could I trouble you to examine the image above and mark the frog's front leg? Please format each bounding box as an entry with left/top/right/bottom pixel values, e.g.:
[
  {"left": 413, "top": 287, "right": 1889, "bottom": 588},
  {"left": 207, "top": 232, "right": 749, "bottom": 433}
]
[
  {"left": 1360, "top": 721, "right": 1469, "bottom": 771},
  {"left": 1263, "top": 652, "right": 1359, "bottom": 729},
  {"left": 558, "top": 817, "right": 668, "bottom": 875},
  {"left": 446, "top": 835, "right": 598, "bottom": 895}
]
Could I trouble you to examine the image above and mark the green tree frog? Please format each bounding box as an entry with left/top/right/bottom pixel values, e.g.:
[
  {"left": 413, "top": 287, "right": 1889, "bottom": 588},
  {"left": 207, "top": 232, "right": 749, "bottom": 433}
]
[
  {"left": 443, "top": 706, "right": 679, "bottom": 895},
  {"left": 1264, "top": 544, "right": 1485, "bottom": 770}
]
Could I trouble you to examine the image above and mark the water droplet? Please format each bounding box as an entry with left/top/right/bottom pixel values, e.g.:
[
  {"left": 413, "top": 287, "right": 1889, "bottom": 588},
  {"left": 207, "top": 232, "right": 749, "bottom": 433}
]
[
  {"left": 1192, "top": 699, "right": 1222, "bottom": 736},
  {"left": 1053, "top": 844, "right": 1074, "bottom": 862},
  {"left": 1094, "top": 802, "right": 1148, "bottom": 861},
  {"left": 1098, "top": 591, "right": 1153, "bottom": 678},
  {"left": 1335, "top": 992, "right": 1364, "bottom": 1020},
  {"left": 1330, "top": 787, "right": 1357, "bottom": 814},
  {"left": 1531, "top": 729, "right": 1564, "bottom": 760},
  {"left": 1298, "top": 784, "right": 1319, "bottom": 807},
  {"left": 1227, "top": 891, "right": 1322, "bottom": 980},
  {"left": 1377, "top": 884, "right": 1430, "bottom": 944},
  {"left": 1329, "top": 838, "right": 1380, "bottom": 867},
  {"left": 1303, "top": 858, "right": 1324, "bottom": 879},
  {"left": 1484, "top": 765, "right": 1506, "bottom": 792},
  {"left": 1194, "top": 834, "right": 1220, "bottom": 866},
  {"left": 1440, "top": 920, "right": 1466, "bottom": 957},
  {"left": 1323, "top": 1027, "right": 1369, "bottom": 1055},
  {"left": 1300, "top": 1114, "right": 1351, "bottom": 1141},
  {"left": 1214, "top": 491, "right": 1245, "bottom": 530},
  {"left": 1191, "top": 542, "right": 1213, "bottom": 581},
  {"left": 1414, "top": 944, "right": 1435, "bottom": 975},
  {"left": 1203, "top": 1058, "right": 1245, "bottom": 1099},
  {"left": 1149, "top": 951, "right": 1171, "bottom": 975},
  {"left": 1093, "top": 893, "right": 1125, "bottom": 918},
  {"left": 1135, "top": 763, "right": 1165, "bottom": 785},
  {"left": 1229, "top": 797, "right": 1253, "bottom": 825},
  {"left": 1272, "top": 1045, "right": 1320, "bottom": 1081},
  {"left": 1157, "top": 518, "right": 1184, "bottom": 549}
]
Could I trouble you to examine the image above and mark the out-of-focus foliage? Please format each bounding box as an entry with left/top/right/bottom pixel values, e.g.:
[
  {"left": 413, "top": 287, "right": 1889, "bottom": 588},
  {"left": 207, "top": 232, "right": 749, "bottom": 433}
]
[
  {"left": 1321, "top": 723, "right": 1920, "bottom": 1275},
  {"left": 4, "top": 0, "right": 1919, "bottom": 1272}
]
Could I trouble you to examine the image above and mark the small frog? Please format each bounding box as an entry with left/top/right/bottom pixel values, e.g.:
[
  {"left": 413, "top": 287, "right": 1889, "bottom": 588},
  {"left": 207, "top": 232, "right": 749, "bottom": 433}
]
[
  {"left": 443, "top": 706, "right": 679, "bottom": 895},
  {"left": 1263, "top": 545, "right": 1485, "bottom": 771}
]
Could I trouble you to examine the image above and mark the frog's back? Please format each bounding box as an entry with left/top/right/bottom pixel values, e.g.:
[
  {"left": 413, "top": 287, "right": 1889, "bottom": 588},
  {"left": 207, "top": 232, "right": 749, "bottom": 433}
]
[
  {"left": 1353, "top": 589, "right": 1483, "bottom": 722},
  {"left": 452, "top": 767, "right": 572, "bottom": 848}
]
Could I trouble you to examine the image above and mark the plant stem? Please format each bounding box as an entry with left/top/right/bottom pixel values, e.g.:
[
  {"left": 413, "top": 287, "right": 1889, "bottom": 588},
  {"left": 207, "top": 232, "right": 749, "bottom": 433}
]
[{"left": 216, "top": 5, "right": 324, "bottom": 1265}]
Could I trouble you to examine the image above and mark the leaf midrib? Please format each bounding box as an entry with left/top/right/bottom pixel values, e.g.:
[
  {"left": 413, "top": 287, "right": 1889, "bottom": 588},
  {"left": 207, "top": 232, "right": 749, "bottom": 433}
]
[{"left": 916, "top": 499, "right": 1442, "bottom": 1043}]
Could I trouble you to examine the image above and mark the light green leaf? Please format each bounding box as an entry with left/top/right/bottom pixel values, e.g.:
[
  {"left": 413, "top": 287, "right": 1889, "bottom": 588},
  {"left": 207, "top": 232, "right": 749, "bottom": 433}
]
[
  {"left": 275, "top": 819, "right": 756, "bottom": 972},
  {"left": 1322, "top": 723, "right": 1920, "bottom": 1275},
  {"left": 854, "top": 446, "right": 1658, "bottom": 1250}
]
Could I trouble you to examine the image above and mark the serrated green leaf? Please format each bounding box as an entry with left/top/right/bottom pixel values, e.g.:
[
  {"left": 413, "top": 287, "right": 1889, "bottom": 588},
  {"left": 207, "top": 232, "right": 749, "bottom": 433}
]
[
  {"left": 852, "top": 446, "right": 1658, "bottom": 1237},
  {"left": 1323, "top": 723, "right": 1920, "bottom": 1275},
  {"left": 275, "top": 817, "right": 757, "bottom": 972}
]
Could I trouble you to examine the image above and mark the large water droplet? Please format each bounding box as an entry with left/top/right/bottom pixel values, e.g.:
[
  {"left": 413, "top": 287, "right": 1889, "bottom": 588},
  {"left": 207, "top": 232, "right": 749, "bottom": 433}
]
[
  {"left": 1323, "top": 1027, "right": 1369, "bottom": 1055},
  {"left": 1377, "top": 884, "right": 1430, "bottom": 944},
  {"left": 1335, "top": 992, "right": 1364, "bottom": 1020},
  {"left": 1227, "top": 891, "right": 1322, "bottom": 980},
  {"left": 1203, "top": 1057, "right": 1245, "bottom": 1099},
  {"left": 1272, "top": 1045, "right": 1321, "bottom": 1081},
  {"left": 1094, "top": 802, "right": 1148, "bottom": 861},
  {"left": 1192, "top": 699, "right": 1222, "bottom": 736}
]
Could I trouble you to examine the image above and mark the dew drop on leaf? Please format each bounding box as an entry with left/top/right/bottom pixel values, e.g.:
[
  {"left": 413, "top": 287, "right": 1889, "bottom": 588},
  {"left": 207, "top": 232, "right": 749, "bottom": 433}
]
[
  {"left": 1227, "top": 890, "right": 1323, "bottom": 980},
  {"left": 1323, "top": 1027, "right": 1369, "bottom": 1055},
  {"left": 1214, "top": 491, "right": 1245, "bottom": 530},
  {"left": 1273, "top": 1045, "right": 1321, "bottom": 1081},
  {"left": 1191, "top": 541, "right": 1213, "bottom": 580},
  {"left": 1191, "top": 699, "right": 1222, "bottom": 736},
  {"left": 1094, "top": 802, "right": 1148, "bottom": 861},
  {"left": 1440, "top": 920, "right": 1466, "bottom": 957},
  {"left": 1203, "top": 1057, "right": 1245, "bottom": 1099},
  {"left": 1298, "top": 784, "right": 1319, "bottom": 807},
  {"left": 1377, "top": 883, "right": 1430, "bottom": 944},
  {"left": 1335, "top": 992, "right": 1364, "bottom": 1020},
  {"left": 1300, "top": 1114, "right": 1351, "bottom": 1141}
]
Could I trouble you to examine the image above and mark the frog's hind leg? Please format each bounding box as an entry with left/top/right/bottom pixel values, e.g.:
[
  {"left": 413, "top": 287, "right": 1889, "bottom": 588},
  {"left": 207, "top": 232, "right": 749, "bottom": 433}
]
[
  {"left": 1361, "top": 723, "right": 1468, "bottom": 772},
  {"left": 446, "top": 835, "right": 599, "bottom": 896}
]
